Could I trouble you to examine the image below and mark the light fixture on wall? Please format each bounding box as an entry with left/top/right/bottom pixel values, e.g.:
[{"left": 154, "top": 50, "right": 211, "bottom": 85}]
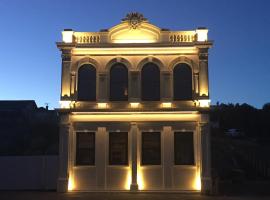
[
  {"left": 161, "top": 102, "right": 172, "bottom": 108},
  {"left": 130, "top": 102, "right": 140, "bottom": 108},
  {"left": 97, "top": 103, "right": 108, "bottom": 109},
  {"left": 195, "top": 99, "right": 211, "bottom": 108}
]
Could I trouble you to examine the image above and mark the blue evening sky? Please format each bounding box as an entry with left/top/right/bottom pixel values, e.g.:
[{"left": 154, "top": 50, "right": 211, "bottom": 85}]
[{"left": 0, "top": 0, "right": 269, "bottom": 109}]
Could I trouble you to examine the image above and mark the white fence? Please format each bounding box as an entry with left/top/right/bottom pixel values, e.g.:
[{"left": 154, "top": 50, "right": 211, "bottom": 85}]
[{"left": 0, "top": 156, "right": 58, "bottom": 190}]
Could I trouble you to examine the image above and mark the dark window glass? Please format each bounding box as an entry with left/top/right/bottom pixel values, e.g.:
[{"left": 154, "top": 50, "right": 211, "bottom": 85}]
[
  {"left": 77, "top": 64, "right": 96, "bottom": 101},
  {"left": 141, "top": 132, "right": 161, "bottom": 165},
  {"left": 141, "top": 63, "right": 160, "bottom": 101},
  {"left": 173, "top": 63, "right": 192, "bottom": 100},
  {"left": 109, "top": 132, "right": 128, "bottom": 165},
  {"left": 76, "top": 132, "right": 95, "bottom": 165},
  {"left": 174, "top": 132, "right": 194, "bottom": 165},
  {"left": 110, "top": 63, "right": 128, "bottom": 101}
]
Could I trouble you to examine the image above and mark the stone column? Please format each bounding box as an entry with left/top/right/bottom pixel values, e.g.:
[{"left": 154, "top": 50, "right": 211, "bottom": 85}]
[
  {"left": 198, "top": 48, "right": 209, "bottom": 98},
  {"left": 130, "top": 122, "right": 138, "bottom": 191},
  {"left": 98, "top": 72, "right": 108, "bottom": 102},
  {"left": 200, "top": 114, "right": 212, "bottom": 194},
  {"left": 163, "top": 126, "right": 173, "bottom": 189},
  {"left": 129, "top": 71, "right": 140, "bottom": 102},
  {"left": 161, "top": 72, "right": 172, "bottom": 101},
  {"left": 57, "top": 113, "right": 70, "bottom": 192},
  {"left": 96, "top": 127, "right": 106, "bottom": 189},
  {"left": 70, "top": 71, "right": 76, "bottom": 98},
  {"left": 61, "top": 49, "right": 72, "bottom": 100},
  {"left": 194, "top": 72, "right": 199, "bottom": 97}
]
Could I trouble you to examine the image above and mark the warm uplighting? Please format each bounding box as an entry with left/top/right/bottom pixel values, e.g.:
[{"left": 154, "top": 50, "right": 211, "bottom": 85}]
[
  {"left": 59, "top": 100, "right": 71, "bottom": 109},
  {"left": 71, "top": 112, "right": 200, "bottom": 122},
  {"left": 62, "top": 29, "right": 74, "bottom": 43},
  {"left": 137, "top": 169, "right": 144, "bottom": 190},
  {"left": 194, "top": 174, "right": 201, "bottom": 190},
  {"left": 72, "top": 46, "right": 197, "bottom": 55},
  {"left": 97, "top": 103, "right": 108, "bottom": 109},
  {"left": 196, "top": 28, "right": 208, "bottom": 42},
  {"left": 125, "top": 169, "right": 132, "bottom": 190},
  {"left": 68, "top": 177, "right": 74, "bottom": 191},
  {"left": 130, "top": 102, "right": 140, "bottom": 108},
  {"left": 195, "top": 99, "right": 211, "bottom": 108},
  {"left": 161, "top": 102, "right": 172, "bottom": 108}
]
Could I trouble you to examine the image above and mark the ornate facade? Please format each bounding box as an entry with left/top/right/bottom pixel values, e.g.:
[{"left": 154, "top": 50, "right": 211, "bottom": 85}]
[{"left": 57, "top": 13, "right": 213, "bottom": 193}]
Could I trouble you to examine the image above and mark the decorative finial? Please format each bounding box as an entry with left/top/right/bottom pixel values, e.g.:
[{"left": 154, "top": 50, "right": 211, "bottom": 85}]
[{"left": 122, "top": 12, "right": 147, "bottom": 29}]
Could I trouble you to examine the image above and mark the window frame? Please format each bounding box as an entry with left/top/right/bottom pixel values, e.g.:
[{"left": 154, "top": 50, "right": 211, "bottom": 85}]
[
  {"left": 173, "top": 63, "right": 193, "bottom": 101},
  {"left": 174, "top": 131, "right": 195, "bottom": 165},
  {"left": 109, "top": 63, "right": 129, "bottom": 101},
  {"left": 75, "top": 131, "right": 95, "bottom": 166},
  {"left": 108, "top": 132, "right": 129, "bottom": 166},
  {"left": 141, "top": 132, "right": 161, "bottom": 165},
  {"left": 77, "top": 64, "right": 97, "bottom": 101},
  {"left": 141, "top": 62, "right": 161, "bottom": 101}
]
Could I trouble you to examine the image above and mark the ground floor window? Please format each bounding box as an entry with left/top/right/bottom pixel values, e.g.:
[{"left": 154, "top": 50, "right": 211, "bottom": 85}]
[
  {"left": 109, "top": 132, "right": 128, "bottom": 165},
  {"left": 141, "top": 132, "right": 161, "bottom": 165},
  {"left": 174, "top": 132, "right": 194, "bottom": 165},
  {"left": 76, "top": 132, "right": 95, "bottom": 165}
]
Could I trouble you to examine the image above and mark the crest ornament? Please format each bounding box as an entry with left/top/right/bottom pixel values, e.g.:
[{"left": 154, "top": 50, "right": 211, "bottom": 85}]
[{"left": 122, "top": 12, "right": 147, "bottom": 29}]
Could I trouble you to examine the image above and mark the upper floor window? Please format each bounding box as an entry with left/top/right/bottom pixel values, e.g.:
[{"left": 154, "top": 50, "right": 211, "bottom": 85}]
[
  {"left": 141, "top": 63, "right": 160, "bottom": 101},
  {"left": 77, "top": 64, "right": 96, "bottom": 101},
  {"left": 173, "top": 63, "right": 192, "bottom": 100},
  {"left": 110, "top": 63, "right": 128, "bottom": 101}
]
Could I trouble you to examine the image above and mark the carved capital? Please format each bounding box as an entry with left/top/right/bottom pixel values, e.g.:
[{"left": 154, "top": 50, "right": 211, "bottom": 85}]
[{"left": 198, "top": 48, "right": 209, "bottom": 61}]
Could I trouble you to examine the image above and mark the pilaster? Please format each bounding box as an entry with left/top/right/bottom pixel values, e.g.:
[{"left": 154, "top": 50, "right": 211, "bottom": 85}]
[
  {"left": 199, "top": 114, "right": 212, "bottom": 194},
  {"left": 130, "top": 122, "right": 138, "bottom": 191},
  {"left": 198, "top": 48, "right": 209, "bottom": 98},
  {"left": 57, "top": 113, "right": 70, "bottom": 192},
  {"left": 61, "top": 49, "right": 72, "bottom": 100}
]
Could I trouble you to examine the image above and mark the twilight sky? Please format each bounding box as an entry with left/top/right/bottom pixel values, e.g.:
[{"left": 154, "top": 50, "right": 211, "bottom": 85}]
[{"left": 0, "top": 0, "right": 269, "bottom": 109}]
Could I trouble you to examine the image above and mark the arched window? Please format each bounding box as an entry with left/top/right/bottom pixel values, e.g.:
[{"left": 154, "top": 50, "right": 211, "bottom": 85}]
[
  {"left": 77, "top": 64, "right": 96, "bottom": 101},
  {"left": 141, "top": 63, "right": 160, "bottom": 101},
  {"left": 173, "top": 63, "right": 192, "bottom": 100},
  {"left": 110, "top": 63, "right": 128, "bottom": 101}
]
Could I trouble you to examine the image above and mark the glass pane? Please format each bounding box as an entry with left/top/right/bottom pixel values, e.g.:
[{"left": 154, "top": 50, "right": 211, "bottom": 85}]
[
  {"left": 76, "top": 132, "right": 95, "bottom": 165},
  {"left": 110, "top": 63, "right": 128, "bottom": 101},
  {"left": 173, "top": 63, "right": 192, "bottom": 100},
  {"left": 174, "top": 132, "right": 194, "bottom": 165},
  {"left": 141, "top": 132, "right": 161, "bottom": 165},
  {"left": 141, "top": 63, "right": 160, "bottom": 101},
  {"left": 109, "top": 132, "right": 128, "bottom": 165},
  {"left": 78, "top": 64, "right": 96, "bottom": 101}
]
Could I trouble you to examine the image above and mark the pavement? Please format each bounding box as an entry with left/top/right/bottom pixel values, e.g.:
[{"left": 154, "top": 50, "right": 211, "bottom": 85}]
[{"left": 0, "top": 192, "right": 270, "bottom": 200}]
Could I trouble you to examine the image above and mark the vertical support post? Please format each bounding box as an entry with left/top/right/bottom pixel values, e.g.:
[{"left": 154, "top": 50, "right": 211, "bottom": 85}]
[
  {"left": 96, "top": 127, "right": 106, "bottom": 189},
  {"left": 70, "top": 71, "right": 76, "bottom": 98},
  {"left": 198, "top": 48, "right": 209, "bottom": 98},
  {"left": 163, "top": 126, "right": 173, "bottom": 189},
  {"left": 130, "top": 122, "right": 138, "bottom": 191},
  {"left": 200, "top": 114, "right": 212, "bottom": 194},
  {"left": 57, "top": 113, "right": 70, "bottom": 192},
  {"left": 129, "top": 71, "right": 140, "bottom": 102},
  {"left": 161, "top": 71, "right": 172, "bottom": 102},
  {"left": 98, "top": 72, "right": 108, "bottom": 102},
  {"left": 61, "top": 49, "right": 72, "bottom": 100}
]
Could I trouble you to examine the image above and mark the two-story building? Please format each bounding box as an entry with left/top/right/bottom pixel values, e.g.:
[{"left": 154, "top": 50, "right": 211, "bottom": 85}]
[{"left": 56, "top": 13, "right": 213, "bottom": 194}]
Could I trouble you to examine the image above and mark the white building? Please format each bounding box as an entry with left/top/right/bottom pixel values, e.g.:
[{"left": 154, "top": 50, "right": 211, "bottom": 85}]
[{"left": 57, "top": 13, "right": 213, "bottom": 194}]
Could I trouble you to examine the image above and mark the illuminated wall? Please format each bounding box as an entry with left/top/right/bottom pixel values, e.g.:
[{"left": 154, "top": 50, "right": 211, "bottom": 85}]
[{"left": 57, "top": 12, "right": 212, "bottom": 193}]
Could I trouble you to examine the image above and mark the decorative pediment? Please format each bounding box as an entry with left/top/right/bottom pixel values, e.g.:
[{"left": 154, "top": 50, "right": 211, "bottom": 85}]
[{"left": 108, "top": 12, "right": 161, "bottom": 43}]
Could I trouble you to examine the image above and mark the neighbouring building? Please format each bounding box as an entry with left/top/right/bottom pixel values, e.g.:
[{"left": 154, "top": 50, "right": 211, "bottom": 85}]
[{"left": 57, "top": 13, "right": 213, "bottom": 193}]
